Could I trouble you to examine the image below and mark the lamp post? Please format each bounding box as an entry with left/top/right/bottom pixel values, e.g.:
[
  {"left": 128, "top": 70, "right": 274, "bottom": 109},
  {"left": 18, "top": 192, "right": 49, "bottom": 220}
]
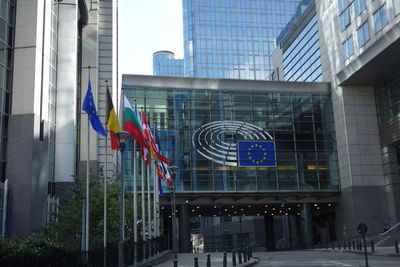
[
  {"left": 169, "top": 166, "right": 178, "bottom": 258},
  {"left": 115, "top": 131, "right": 130, "bottom": 267}
]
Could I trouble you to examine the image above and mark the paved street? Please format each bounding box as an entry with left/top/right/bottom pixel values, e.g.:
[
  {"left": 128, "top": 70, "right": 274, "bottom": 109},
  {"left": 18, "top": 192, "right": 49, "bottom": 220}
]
[{"left": 253, "top": 250, "right": 400, "bottom": 267}]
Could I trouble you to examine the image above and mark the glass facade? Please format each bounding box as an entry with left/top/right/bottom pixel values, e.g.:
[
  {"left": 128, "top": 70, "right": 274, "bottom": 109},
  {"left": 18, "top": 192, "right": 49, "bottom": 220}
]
[
  {"left": 375, "top": 72, "right": 400, "bottom": 123},
  {"left": 282, "top": 14, "right": 322, "bottom": 82},
  {"left": 123, "top": 85, "right": 339, "bottom": 193},
  {"left": 183, "top": 0, "right": 302, "bottom": 80},
  {"left": 0, "top": 0, "right": 15, "bottom": 182},
  {"left": 153, "top": 51, "right": 184, "bottom": 77}
]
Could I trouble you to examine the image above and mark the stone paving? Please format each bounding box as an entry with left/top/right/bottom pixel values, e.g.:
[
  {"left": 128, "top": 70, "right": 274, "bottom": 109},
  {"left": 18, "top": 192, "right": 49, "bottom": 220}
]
[{"left": 153, "top": 252, "right": 258, "bottom": 267}]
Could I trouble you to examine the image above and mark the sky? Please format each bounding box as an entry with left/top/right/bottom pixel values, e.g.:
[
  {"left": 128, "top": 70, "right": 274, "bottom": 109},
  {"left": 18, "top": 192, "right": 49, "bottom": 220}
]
[{"left": 120, "top": 0, "right": 184, "bottom": 75}]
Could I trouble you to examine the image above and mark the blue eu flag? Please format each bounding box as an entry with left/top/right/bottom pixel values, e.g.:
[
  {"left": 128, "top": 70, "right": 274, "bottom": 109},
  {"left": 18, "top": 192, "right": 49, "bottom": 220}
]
[
  {"left": 237, "top": 141, "right": 276, "bottom": 167},
  {"left": 82, "top": 78, "right": 107, "bottom": 137}
]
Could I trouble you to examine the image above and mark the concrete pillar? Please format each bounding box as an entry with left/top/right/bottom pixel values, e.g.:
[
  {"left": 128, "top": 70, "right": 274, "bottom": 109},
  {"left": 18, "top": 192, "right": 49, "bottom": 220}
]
[
  {"left": 301, "top": 203, "right": 313, "bottom": 248},
  {"left": 55, "top": 0, "right": 78, "bottom": 182},
  {"left": 264, "top": 215, "right": 275, "bottom": 251},
  {"left": 382, "top": 146, "right": 400, "bottom": 226},
  {"left": 178, "top": 204, "right": 192, "bottom": 252}
]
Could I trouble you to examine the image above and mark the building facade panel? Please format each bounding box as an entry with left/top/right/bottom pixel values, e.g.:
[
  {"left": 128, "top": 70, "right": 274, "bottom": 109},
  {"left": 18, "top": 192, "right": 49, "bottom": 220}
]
[{"left": 123, "top": 75, "right": 339, "bottom": 193}]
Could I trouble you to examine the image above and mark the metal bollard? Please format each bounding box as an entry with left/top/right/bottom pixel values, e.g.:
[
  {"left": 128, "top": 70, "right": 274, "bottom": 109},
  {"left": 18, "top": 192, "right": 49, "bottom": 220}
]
[
  {"left": 194, "top": 257, "right": 199, "bottom": 267},
  {"left": 206, "top": 253, "right": 211, "bottom": 267},
  {"left": 232, "top": 251, "right": 236, "bottom": 266},
  {"left": 223, "top": 252, "right": 227, "bottom": 267},
  {"left": 395, "top": 241, "right": 399, "bottom": 254},
  {"left": 348, "top": 241, "right": 351, "bottom": 250},
  {"left": 173, "top": 259, "right": 178, "bottom": 267},
  {"left": 352, "top": 240, "right": 356, "bottom": 250},
  {"left": 238, "top": 249, "right": 242, "bottom": 264},
  {"left": 243, "top": 249, "right": 247, "bottom": 263},
  {"left": 247, "top": 247, "right": 251, "bottom": 260},
  {"left": 338, "top": 241, "right": 341, "bottom": 250},
  {"left": 371, "top": 240, "right": 375, "bottom": 252},
  {"left": 332, "top": 243, "right": 335, "bottom": 250}
]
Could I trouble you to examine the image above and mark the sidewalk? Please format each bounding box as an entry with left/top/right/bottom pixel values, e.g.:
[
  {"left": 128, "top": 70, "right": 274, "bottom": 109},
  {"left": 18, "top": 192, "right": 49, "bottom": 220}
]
[
  {"left": 315, "top": 246, "right": 400, "bottom": 257},
  {"left": 153, "top": 252, "right": 258, "bottom": 267}
]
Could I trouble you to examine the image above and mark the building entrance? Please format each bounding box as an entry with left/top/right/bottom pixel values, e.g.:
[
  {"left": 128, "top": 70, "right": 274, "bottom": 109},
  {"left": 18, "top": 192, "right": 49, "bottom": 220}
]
[{"left": 161, "top": 201, "right": 337, "bottom": 253}]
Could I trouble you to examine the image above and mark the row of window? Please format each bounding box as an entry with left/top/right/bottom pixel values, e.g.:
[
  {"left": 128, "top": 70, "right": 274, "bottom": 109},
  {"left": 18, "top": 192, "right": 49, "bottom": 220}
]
[{"left": 341, "top": 3, "right": 390, "bottom": 60}]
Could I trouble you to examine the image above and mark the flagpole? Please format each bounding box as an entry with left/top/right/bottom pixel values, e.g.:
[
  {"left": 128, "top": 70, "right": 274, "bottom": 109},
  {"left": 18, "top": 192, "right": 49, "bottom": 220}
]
[
  {"left": 104, "top": 131, "right": 108, "bottom": 266},
  {"left": 141, "top": 156, "right": 146, "bottom": 250},
  {"left": 152, "top": 121, "right": 159, "bottom": 255},
  {"left": 153, "top": 156, "right": 157, "bottom": 253},
  {"left": 147, "top": 163, "right": 151, "bottom": 256},
  {"left": 86, "top": 106, "right": 90, "bottom": 257},
  {"left": 104, "top": 79, "right": 109, "bottom": 267},
  {"left": 154, "top": 160, "right": 159, "bottom": 254},
  {"left": 133, "top": 140, "right": 138, "bottom": 264}
]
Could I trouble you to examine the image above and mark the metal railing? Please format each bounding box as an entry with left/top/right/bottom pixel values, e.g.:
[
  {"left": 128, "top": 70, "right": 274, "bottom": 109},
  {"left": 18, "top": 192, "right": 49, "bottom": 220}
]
[{"left": 0, "top": 235, "right": 169, "bottom": 267}]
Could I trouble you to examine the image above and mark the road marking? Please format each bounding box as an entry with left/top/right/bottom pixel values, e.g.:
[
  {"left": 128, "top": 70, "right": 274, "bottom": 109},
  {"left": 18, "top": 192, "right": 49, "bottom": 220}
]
[{"left": 328, "top": 260, "right": 352, "bottom": 266}]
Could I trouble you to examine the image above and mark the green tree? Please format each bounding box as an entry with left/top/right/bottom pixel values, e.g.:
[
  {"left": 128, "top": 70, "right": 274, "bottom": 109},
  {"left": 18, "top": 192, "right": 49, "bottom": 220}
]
[{"left": 39, "top": 173, "right": 143, "bottom": 250}]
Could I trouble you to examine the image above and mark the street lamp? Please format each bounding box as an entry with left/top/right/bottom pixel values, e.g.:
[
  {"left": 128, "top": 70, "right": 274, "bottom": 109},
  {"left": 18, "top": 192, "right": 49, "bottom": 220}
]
[
  {"left": 169, "top": 166, "right": 178, "bottom": 258},
  {"left": 115, "top": 131, "right": 130, "bottom": 267}
]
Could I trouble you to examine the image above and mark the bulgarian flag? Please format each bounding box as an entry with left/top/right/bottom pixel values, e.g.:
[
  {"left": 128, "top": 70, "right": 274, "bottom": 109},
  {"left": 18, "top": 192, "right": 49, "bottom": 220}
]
[
  {"left": 123, "top": 95, "right": 147, "bottom": 147},
  {"left": 106, "top": 87, "right": 121, "bottom": 150}
]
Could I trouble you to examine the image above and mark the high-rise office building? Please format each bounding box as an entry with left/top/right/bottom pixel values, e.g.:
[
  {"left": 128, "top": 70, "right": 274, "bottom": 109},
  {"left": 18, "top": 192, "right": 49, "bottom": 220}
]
[
  {"left": 0, "top": 0, "right": 120, "bottom": 236},
  {"left": 273, "top": 0, "right": 400, "bottom": 238},
  {"left": 154, "top": 0, "right": 307, "bottom": 79}
]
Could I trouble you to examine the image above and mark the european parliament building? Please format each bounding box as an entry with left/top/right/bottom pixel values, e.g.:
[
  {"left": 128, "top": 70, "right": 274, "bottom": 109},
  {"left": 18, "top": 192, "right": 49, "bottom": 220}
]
[
  {"left": 140, "top": 0, "right": 400, "bottom": 252},
  {"left": 122, "top": 75, "right": 339, "bottom": 252}
]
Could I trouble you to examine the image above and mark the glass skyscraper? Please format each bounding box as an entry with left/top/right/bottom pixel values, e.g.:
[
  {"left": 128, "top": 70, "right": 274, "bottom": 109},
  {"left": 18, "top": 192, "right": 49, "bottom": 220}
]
[
  {"left": 183, "top": 0, "right": 303, "bottom": 79},
  {"left": 154, "top": 0, "right": 304, "bottom": 79},
  {"left": 278, "top": 2, "right": 323, "bottom": 82}
]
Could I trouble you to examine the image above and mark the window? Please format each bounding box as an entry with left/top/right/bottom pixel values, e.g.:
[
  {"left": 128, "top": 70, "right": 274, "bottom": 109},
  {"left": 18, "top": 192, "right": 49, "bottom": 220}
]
[
  {"left": 373, "top": 4, "right": 388, "bottom": 32},
  {"left": 338, "top": 0, "right": 349, "bottom": 13},
  {"left": 394, "top": 0, "right": 400, "bottom": 16},
  {"left": 357, "top": 21, "right": 370, "bottom": 47},
  {"left": 342, "top": 36, "right": 354, "bottom": 60},
  {"left": 339, "top": 8, "right": 351, "bottom": 31},
  {"left": 354, "top": 0, "right": 367, "bottom": 17}
]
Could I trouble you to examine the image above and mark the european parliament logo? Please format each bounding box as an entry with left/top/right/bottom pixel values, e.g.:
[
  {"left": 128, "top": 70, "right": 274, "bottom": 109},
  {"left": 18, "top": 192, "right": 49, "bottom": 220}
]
[{"left": 237, "top": 141, "right": 276, "bottom": 167}]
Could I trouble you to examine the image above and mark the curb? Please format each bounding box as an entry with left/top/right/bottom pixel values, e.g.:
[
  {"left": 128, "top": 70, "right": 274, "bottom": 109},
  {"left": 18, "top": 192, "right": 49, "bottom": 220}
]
[
  {"left": 313, "top": 249, "right": 400, "bottom": 257},
  {"left": 242, "top": 257, "right": 259, "bottom": 267},
  {"left": 128, "top": 250, "right": 173, "bottom": 267}
]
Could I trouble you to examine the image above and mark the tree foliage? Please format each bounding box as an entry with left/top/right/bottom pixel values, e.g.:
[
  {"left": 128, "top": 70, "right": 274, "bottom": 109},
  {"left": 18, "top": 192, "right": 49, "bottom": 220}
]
[{"left": 38, "top": 173, "right": 142, "bottom": 251}]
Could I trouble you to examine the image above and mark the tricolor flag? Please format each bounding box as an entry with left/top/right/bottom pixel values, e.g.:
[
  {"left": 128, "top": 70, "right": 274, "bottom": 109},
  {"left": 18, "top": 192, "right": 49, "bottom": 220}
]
[
  {"left": 123, "top": 96, "right": 147, "bottom": 147},
  {"left": 105, "top": 87, "right": 121, "bottom": 150}
]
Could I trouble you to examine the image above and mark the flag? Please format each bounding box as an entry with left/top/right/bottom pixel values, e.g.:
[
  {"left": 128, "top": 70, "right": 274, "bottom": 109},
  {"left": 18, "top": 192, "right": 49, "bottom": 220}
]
[
  {"left": 82, "top": 78, "right": 106, "bottom": 137},
  {"left": 123, "top": 96, "right": 147, "bottom": 147},
  {"left": 158, "top": 176, "right": 164, "bottom": 196},
  {"left": 142, "top": 115, "right": 168, "bottom": 164},
  {"left": 106, "top": 87, "right": 121, "bottom": 150},
  {"left": 237, "top": 141, "right": 277, "bottom": 167},
  {"left": 141, "top": 111, "right": 151, "bottom": 166},
  {"left": 155, "top": 127, "right": 172, "bottom": 186}
]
